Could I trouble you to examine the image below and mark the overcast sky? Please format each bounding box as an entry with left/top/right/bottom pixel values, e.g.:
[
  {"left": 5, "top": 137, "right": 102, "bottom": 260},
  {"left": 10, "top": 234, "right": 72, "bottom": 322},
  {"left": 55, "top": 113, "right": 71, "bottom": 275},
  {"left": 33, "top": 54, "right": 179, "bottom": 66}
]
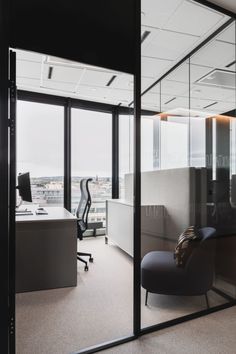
[
  {"left": 17, "top": 101, "right": 155, "bottom": 179},
  {"left": 17, "top": 101, "right": 112, "bottom": 178}
]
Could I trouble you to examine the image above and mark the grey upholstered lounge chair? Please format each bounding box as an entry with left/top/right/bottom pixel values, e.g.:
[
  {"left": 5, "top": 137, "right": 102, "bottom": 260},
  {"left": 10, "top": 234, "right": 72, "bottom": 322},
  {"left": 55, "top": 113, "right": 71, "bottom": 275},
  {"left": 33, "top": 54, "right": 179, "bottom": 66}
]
[{"left": 141, "top": 227, "right": 216, "bottom": 308}]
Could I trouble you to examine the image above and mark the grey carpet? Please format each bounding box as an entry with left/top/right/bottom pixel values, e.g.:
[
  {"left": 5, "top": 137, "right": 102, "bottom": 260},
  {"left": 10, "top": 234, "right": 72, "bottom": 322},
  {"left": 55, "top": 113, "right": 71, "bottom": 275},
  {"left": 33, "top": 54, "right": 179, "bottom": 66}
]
[
  {"left": 99, "top": 306, "right": 236, "bottom": 354},
  {"left": 16, "top": 237, "right": 227, "bottom": 354}
]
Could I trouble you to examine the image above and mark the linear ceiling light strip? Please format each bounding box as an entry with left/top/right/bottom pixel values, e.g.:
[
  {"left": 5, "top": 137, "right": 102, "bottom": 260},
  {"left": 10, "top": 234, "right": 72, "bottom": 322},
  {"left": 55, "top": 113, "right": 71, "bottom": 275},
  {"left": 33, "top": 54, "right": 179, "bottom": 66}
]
[
  {"left": 203, "top": 101, "right": 217, "bottom": 109},
  {"left": 106, "top": 75, "right": 117, "bottom": 86},
  {"left": 48, "top": 66, "right": 53, "bottom": 79},
  {"left": 226, "top": 60, "right": 236, "bottom": 68},
  {"left": 164, "top": 97, "right": 176, "bottom": 105},
  {"left": 141, "top": 30, "right": 150, "bottom": 44}
]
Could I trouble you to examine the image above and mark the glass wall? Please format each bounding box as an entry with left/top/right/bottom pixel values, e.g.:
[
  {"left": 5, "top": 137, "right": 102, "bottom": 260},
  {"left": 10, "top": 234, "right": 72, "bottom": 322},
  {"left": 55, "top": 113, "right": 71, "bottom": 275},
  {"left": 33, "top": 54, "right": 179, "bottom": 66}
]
[
  {"left": 15, "top": 4, "right": 236, "bottom": 352},
  {"left": 71, "top": 108, "right": 112, "bottom": 228},
  {"left": 119, "top": 114, "right": 133, "bottom": 198},
  {"left": 141, "top": 0, "right": 236, "bottom": 329},
  {"left": 17, "top": 101, "right": 64, "bottom": 206}
]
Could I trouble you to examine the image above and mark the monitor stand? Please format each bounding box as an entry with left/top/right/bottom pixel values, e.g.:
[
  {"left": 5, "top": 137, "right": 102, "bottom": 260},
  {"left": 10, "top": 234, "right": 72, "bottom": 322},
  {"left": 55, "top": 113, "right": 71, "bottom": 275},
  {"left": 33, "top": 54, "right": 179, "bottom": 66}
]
[
  {"left": 16, "top": 196, "right": 23, "bottom": 210},
  {"left": 15, "top": 197, "right": 32, "bottom": 214}
]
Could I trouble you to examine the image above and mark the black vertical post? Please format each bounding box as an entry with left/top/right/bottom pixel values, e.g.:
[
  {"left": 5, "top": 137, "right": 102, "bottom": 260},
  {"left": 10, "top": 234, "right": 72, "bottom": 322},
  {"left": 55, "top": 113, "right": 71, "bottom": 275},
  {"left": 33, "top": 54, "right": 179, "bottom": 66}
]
[
  {"left": 9, "top": 50, "right": 17, "bottom": 354},
  {"left": 133, "top": 0, "right": 141, "bottom": 337},
  {"left": 112, "top": 107, "right": 119, "bottom": 199},
  {"left": 64, "top": 99, "right": 71, "bottom": 211},
  {"left": 0, "top": 1, "right": 10, "bottom": 351}
]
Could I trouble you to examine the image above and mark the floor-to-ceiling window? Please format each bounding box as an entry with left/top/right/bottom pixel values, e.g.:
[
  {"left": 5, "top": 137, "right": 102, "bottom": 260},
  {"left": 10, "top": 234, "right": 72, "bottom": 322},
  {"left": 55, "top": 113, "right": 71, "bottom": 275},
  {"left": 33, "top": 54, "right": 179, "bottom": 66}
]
[
  {"left": 17, "top": 100, "right": 64, "bottom": 206},
  {"left": 71, "top": 108, "right": 112, "bottom": 228}
]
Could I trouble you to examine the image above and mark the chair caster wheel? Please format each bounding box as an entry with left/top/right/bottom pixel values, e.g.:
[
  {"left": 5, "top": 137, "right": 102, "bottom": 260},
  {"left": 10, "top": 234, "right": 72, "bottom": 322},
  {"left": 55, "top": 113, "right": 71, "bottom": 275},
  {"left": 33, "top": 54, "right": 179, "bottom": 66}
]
[
  {"left": 84, "top": 265, "right": 89, "bottom": 271},
  {"left": 89, "top": 257, "right": 93, "bottom": 263}
]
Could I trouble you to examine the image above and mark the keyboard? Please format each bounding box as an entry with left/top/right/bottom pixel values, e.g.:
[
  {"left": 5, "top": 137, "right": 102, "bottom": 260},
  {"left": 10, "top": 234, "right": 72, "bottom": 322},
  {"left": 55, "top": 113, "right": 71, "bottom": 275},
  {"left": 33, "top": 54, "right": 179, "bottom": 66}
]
[{"left": 15, "top": 211, "right": 33, "bottom": 216}]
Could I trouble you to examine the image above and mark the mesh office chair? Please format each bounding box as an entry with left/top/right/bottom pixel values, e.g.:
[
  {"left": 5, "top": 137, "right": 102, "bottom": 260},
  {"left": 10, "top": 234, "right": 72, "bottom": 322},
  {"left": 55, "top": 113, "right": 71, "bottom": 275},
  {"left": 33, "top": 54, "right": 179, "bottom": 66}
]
[{"left": 76, "top": 178, "right": 94, "bottom": 271}]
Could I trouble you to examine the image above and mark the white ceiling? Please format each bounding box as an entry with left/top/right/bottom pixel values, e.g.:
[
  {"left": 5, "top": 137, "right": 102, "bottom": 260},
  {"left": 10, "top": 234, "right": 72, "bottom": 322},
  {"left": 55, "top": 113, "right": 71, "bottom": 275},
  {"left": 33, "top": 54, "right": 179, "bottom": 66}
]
[{"left": 15, "top": 0, "right": 235, "bottom": 114}]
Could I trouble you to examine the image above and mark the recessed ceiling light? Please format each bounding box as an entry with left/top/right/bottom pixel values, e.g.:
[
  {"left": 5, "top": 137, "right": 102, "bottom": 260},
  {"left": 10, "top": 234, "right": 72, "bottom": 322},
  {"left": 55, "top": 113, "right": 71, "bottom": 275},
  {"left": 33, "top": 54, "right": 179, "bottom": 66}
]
[
  {"left": 141, "top": 30, "right": 150, "bottom": 43},
  {"left": 106, "top": 75, "right": 117, "bottom": 86},
  {"left": 48, "top": 66, "right": 53, "bottom": 80}
]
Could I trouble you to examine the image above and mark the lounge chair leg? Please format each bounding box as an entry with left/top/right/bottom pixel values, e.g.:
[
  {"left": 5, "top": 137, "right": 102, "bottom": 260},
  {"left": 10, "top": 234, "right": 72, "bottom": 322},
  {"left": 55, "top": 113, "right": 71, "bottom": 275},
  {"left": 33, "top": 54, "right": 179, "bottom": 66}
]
[
  {"left": 205, "top": 293, "right": 210, "bottom": 309},
  {"left": 145, "top": 290, "right": 149, "bottom": 306}
]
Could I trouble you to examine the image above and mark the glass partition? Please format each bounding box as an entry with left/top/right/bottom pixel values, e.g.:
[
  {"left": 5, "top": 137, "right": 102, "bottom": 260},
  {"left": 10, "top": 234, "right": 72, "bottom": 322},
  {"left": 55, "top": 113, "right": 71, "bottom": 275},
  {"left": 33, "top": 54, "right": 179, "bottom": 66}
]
[
  {"left": 141, "top": 0, "right": 236, "bottom": 329},
  {"left": 16, "top": 53, "right": 134, "bottom": 354},
  {"left": 119, "top": 114, "right": 134, "bottom": 198},
  {"left": 14, "top": 3, "right": 236, "bottom": 353}
]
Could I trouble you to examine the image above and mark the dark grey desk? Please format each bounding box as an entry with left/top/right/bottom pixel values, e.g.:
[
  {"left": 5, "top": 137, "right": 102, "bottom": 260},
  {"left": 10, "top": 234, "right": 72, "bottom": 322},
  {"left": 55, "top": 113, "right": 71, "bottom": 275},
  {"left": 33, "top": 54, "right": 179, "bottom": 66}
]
[{"left": 16, "top": 207, "right": 77, "bottom": 293}]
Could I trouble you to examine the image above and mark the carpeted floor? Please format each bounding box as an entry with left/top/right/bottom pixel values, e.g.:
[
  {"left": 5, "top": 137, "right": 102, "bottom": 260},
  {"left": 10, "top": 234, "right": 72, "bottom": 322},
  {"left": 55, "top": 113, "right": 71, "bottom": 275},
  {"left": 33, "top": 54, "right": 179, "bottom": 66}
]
[
  {"left": 99, "top": 306, "right": 236, "bottom": 354},
  {"left": 16, "top": 237, "right": 227, "bottom": 354}
]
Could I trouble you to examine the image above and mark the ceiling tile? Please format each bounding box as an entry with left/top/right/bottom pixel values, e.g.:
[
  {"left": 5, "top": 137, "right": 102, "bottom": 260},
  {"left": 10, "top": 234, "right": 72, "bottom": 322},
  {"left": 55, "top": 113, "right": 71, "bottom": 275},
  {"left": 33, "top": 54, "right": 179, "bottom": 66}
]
[
  {"left": 105, "top": 73, "right": 133, "bottom": 90},
  {"left": 162, "top": 95, "right": 189, "bottom": 110},
  {"left": 15, "top": 50, "right": 43, "bottom": 63},
  {"left": 81, "top": 69, "right": 116, "bottom": 87},
  {"left": 191, "top": 40, "right": 235, "bottom": 68},
  {"left": 76, "top": 86, "right": 118, "bottom": 104},
  {"left": 190, "top": 83, "right": 234, "bottom": 102},
  {"left": 190, "top": 97, "right": 218, "bottom": 110},
  {"left": 17, "top": 60, "right": 41, "bottom": 79},
  {"left": 106, "top": 88, "right": 133, "bottom": 103},
  {"left": 43, "top": 63, "right": 84, "bottom": 84},
  {"left": 111, "top": 73, "right": 156, "bottom": 95},
  {"left": 141, "top": 56, "right": 173, "bottom": 78},
  {"left": 161, "top": 80, "right": 189, "bottom": 96},
  {"left": 16, "top": 77, "right": 40, "bottom": 87},
  {"left": 210, "top": 101, "right": 236, "bottom": 113},
  {"left": 216, "top": 22, "right": 235, "bottom": 44},
  {"left": 141, "top": 76, "right": 158, "bottom": 92},
  {"left": 164, "top": 0, "right": 224, "bottom": 36},
  {"left": 142, "top": 27, "right": 199, "bottom": 60},
  {"left": 141, "top": 0, "right": 183, "bottom": 29},
  {"left": 42, "top": 80, "right": 77, "bottom": 93}
]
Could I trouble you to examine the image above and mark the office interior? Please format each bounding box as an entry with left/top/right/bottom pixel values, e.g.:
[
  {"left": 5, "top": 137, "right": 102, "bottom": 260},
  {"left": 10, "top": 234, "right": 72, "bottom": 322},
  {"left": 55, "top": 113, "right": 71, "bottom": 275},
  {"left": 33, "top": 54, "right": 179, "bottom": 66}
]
[{"left": 8, "top": 1, "right": 236, "bottom": 354}]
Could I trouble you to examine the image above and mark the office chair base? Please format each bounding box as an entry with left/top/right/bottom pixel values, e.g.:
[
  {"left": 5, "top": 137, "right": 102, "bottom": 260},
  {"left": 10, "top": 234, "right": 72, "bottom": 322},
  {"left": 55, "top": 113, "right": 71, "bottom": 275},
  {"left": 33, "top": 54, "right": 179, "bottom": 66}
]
[
  {"left": 77, "top": 255, "right": 89, "bottom": 271},
  {"left": 78, "top": 251, "right": 93, "bottom": 262}
]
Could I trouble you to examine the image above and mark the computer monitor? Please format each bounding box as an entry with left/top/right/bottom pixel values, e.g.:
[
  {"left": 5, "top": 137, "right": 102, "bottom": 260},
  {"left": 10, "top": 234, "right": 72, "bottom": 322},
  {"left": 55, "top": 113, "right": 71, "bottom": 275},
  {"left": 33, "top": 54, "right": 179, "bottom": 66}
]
[{"left": 17, "top": 172, "right": 32, "bottom": 203}]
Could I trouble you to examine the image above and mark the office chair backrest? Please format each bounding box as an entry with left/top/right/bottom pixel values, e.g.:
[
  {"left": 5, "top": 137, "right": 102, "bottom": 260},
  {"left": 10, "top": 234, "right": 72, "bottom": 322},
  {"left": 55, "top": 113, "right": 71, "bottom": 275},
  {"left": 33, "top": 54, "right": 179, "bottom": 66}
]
[{"left": 76, "top": 178, "right": 92, "bottom": 233}]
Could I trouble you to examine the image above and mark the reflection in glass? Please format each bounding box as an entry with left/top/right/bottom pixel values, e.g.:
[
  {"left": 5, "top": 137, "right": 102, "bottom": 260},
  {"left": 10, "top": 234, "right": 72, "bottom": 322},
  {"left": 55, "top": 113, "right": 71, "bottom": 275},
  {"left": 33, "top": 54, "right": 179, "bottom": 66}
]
[{"left": 141, "top": 11, "right": 235, "bottom": 328}]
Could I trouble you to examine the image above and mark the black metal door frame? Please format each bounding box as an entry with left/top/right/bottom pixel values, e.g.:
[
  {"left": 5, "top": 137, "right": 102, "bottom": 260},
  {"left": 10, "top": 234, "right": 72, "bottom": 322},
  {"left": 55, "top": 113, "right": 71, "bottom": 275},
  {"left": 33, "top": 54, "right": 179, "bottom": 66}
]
[
  {"left": 0, "top": 1, "right": 11, "bottom": 350},
  {"left": 9, "top": 50, "right": 17, "bottom": 354},
  {"left": 7, "top": 0, "right": 236, "bottom": 353}
]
